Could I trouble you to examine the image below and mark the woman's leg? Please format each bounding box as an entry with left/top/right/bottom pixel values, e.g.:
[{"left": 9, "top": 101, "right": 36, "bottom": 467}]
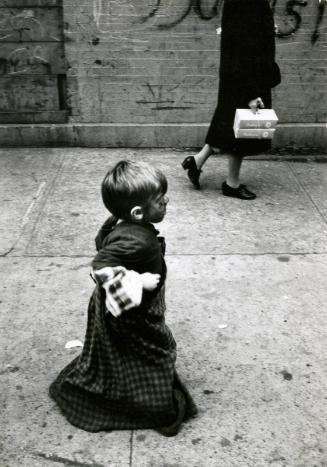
[
  {"left": 226, "top": 153, "right": 243, "bottom": 188},
  {"left": 194, "top": 144, "right": 213, "bottom": 169},
  {"left": 222, "top": 153, "right": 256, "bottom": 200},
  {"left": 182, "top": 144, "right": 214, "bottom": 189}
]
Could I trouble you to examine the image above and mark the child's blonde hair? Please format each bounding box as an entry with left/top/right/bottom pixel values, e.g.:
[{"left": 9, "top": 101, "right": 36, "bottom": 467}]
[{"left": 101, "top": 160, "right": 167, "bottom": 219}]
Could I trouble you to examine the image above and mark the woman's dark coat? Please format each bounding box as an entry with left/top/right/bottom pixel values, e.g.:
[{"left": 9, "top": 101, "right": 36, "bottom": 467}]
[{"left": 206, "top": 0, "right": 280, "bottom": 155}]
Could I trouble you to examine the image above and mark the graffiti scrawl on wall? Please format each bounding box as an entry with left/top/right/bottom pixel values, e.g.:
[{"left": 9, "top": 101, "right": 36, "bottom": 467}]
[
  {"left": 271, "top": 0, "right": 326, "bottom": 43},
  {"left": 311, "top": 0, "right": 326, "bottom": 42},
  {"left": 138, "top": 0, "right": 223, "bottom": 28},
  {"left": 93, "top": 0, "right": 326, "bottom": 44},
  {"left": 0, "top": 9, "right": 60, "bottom": 75},
  {"left": 0, "top": 9, "right": 44, "bottom": 42},
  {"left": 0, "top": 46, "right": 51, "bottom": 75}
]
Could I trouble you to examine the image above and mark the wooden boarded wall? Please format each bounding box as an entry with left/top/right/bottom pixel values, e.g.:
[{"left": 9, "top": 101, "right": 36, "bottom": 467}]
[
  {"left": 0, "top": 0, "right": 67, "bottom": 123},
  {"left": 62, "top": 0, "right": 327, "bottom": 127}
]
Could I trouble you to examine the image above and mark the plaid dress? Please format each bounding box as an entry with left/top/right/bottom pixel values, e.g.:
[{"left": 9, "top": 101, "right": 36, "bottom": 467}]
[{"left": 49, "top": 219, "right": 197, "bottom": 434}]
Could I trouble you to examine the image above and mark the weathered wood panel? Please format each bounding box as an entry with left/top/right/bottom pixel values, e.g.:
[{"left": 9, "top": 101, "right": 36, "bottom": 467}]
[
  {"left": 0, "top": 43, "right": 65, "bottom": 74},
  {"left": 0, "top": 7, "right": 64, "bottom": 42},
  {"left": 0, "top": 0, "right": 67, "bottom": 122},
  {"left": 0, "top": 75, "right": 60, "bottom": 110},
  {"left": 0, "top": 110, "right": 67, "bottom": 122},
  {"left": 0, "top": 1, "right": 61, "bottom": 7}
]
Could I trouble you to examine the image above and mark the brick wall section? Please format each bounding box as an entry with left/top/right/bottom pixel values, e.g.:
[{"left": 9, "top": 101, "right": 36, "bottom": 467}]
[{"left": 63, "top": 0, "right": 327, "bottom": 126}]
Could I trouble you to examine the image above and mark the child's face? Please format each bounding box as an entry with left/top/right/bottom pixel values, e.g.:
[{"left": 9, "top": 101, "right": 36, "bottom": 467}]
[{"left": 144, "top": 193, "right": 169, "bottom": 223}]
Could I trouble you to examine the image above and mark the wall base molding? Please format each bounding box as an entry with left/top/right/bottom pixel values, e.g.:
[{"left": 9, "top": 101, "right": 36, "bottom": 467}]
[{"left": 0, "top": 123, "right": 326, "bottom": 151}]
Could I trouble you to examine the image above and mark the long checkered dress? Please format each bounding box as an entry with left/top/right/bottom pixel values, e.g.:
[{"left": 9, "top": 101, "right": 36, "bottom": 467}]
[{"left": 49, "top": 219, "right": 197, "bottom": 434}]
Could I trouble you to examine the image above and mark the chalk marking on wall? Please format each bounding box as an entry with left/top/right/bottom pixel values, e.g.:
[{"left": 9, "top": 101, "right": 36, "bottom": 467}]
[
  {"left": 137, "top": 80, "right": 194, "bottom": 111},
  {"left": 93, "top": 0, "right": 103, "bottom": 31},
  {"left": 0, "top": 9, "right": 45, "bottom": 42},
  {"left": 93, "top": 0, "right": 137, "bottom": 33},
  {"left": 92, "top": 0, "right": 148, "bottom": 42},
  {"left": 5, "top": 45, "right": 50, "bottom": 75}
]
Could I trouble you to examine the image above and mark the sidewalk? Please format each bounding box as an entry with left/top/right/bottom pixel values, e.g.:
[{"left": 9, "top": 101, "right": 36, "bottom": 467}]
[{"left": 1, "top": 148, "right": 327, "bottom": 467}]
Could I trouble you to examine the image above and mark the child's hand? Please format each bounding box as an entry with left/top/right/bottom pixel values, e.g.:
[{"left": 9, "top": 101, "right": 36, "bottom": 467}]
[{"left": 141, "top": 273, "right": 161, "bottom": 291}]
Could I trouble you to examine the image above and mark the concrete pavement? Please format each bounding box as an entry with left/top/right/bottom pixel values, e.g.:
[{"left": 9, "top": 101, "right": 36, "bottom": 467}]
[{"left": 1, "top": 148, "right": 327, "bottom": 467}]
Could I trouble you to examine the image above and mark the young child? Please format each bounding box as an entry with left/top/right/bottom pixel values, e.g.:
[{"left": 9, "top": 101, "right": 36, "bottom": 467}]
[{"left": 49, "top": 160, "right": 197, "bottom": 436}]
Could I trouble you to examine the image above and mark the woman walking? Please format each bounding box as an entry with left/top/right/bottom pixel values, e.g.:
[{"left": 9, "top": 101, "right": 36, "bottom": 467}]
[{"left": 182, "top": 0, "right": 281, "bottom": 199}]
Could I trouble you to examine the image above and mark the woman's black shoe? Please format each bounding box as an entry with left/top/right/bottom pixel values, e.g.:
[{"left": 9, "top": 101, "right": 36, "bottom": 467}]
[
  {"left": 222, "top": 181, "right": 256, "bottom": 200},
  {"left": 181, "top": 156, "right": 201, "bottom": 189}
]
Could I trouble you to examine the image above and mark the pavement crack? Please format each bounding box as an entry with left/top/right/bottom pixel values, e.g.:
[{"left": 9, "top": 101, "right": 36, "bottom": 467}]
[
  {"left": 69, "top": 262, "right": 91, "bottom": 271},
  {"left": 2, "top": 252, "right": 327, "bottom": 259},
  {"left": 13, "top": 153, "right": 67, "bottom": 254},
  {"left": 32, "top": 451, "right": 105, "bottom": 467},
  {"left": 21, "top": 181, "right": 47, "bottom": 228},
  {"left": 129, "top": 430, "right": 134, "bottom": 467},
  {"left": 24, "top": 155, "right": 67, "bottom": 246},
  {"left": 1, "top": 247, "right": 14, "bottom": 257}
]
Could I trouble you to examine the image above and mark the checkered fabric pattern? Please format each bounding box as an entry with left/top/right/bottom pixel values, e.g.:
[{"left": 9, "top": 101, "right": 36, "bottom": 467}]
[
  {"left": 49, "top": 223, "right": 197, "bottom": 434},
  {"left": 92, "top": 266, "right": 143, "bottom": 317}
]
